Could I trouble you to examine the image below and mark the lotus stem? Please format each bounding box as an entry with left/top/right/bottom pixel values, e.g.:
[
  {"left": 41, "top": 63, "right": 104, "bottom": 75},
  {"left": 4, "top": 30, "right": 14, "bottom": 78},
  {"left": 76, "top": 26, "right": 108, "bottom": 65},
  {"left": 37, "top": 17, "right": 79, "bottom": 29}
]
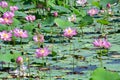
[{"left": 99, "top": 49, "right": 103, "bottom": 67}]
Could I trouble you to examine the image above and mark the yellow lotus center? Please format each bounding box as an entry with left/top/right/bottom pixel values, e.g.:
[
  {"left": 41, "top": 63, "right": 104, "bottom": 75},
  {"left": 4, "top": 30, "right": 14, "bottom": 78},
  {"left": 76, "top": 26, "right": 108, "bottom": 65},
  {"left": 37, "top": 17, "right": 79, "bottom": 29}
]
[
  {"left": 19, "top": 31, "right": 23, "bottom": 35},
  {"left": 3, "top": 33, "right": 8, "bottom": 38},
  {"left": 67, "top": 29, "right": 72, "bottom": 34},
  {"left": 37, "top": 35, "right": 42, "bottom": 41},
  {"left": 40, "top": 49, "right": 45, "bottom": 54},
  {"left": 4, "top": 18, "right": 9, "bottom": 22}
]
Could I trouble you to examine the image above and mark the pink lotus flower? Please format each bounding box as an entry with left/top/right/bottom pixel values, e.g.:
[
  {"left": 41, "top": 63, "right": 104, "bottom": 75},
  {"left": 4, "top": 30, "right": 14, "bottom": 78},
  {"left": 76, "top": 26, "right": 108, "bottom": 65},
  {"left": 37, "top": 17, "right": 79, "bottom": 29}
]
[
  {"left": 76, "top": 0, "right": 87, "bottom": 6},
  {"left": 35, "top": 47, "right": 50, "bottom": 58},
  {"left": 68, "top": 15, "right": 76, "bottom": 22},
  {"left": 93, "top": 39, "right": 103, "bottom": 47},
  {"left": 106, "top": 3, "right": 111, "bottom": 8},
  {"left": 0, "top": 18, "right": 5, "bottom": 24},
  {"left": 87, "top": 8, "right": 99, "bottom": 16},
  {"left": 10, "top": 6, "right": 19, "bottom": 12},
  {"left": 25, "top": 15, "right": 36, "bottom": 22},
  {"left": 16, "top": 56, "right": 23, "bottom": 64},
  {"left": 33, "top": 34, "right": 44, "bottom": 43},
  {"left": 0, "top": 1, "right": 8, "bottom": 8},
  {"left": 53, "top": 11, "right": 58, "bottom": 17},
  {"left": 13, "top": 28, "right": 28, "bottom": 38},
  {"left": 3, "top": 12, "right": 14, "bottom": 19},
  {"left": 0, "top": 31, "right": 12, "bottom": 41},
  {"left": 63, "top": 27, "right": 77, "bottom": 38},
  {"left": 0, "top": 17, "right": 13, "bottom": 25},
  {"left": 102, "top": 39, "right": 111, "bottom": 49},
  {"left": 0, "top": 12, "right": 14, "bottom": 25},
  {"left": 93, "top": 39, "right": 111, "bottom": 49}
]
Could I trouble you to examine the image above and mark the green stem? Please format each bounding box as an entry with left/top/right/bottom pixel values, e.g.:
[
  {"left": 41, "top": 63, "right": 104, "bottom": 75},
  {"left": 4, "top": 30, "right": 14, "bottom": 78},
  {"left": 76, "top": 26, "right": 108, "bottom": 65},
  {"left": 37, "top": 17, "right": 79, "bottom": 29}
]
[
  {"left": 38, "top": 58, "right": 41, "bottom": 79},
  {"left": 73, "top": 55, "right": 74, "bottom": 73},
  {"left": 49, "top": 64, "right": 51, "bottom": 80},
  {"left": 28, "top": 56, "right": 31, "bottom": 78},
  {"left": 102, "top": 25, "right": 105, "bottom": 33},
  {"left": 99, "top": 49, "right": 103, "bottom": 67},
  {"left": 2, "top": 63, "right": 3, "bottom": 70},
  {"left": 100, "top": 24, "right": 102, "bottom": 33},
  {"left": 20, "top": 38, "right": 22, "bottom": 48},
  {"left": 42, "top": 57, "right": 45, "bottom": 79},
  {"left": 72, "top": 42, "right": 76, "bottom": 73},
  {"left": 38, "top": 42, "right": 41, "bottom": 48},
  {"left": 12, "top": 37, "right": 16, "bottom": 46},
  {"left": 80, "top": 27, "right": 84, "bottom": 38},
  {"left": 46, "top": 57, "right": 51, "bottom": 80},
  {"left": 8, "top": 62, "right": 10, "bottom": 73},
  {"left": 99, "top": 56, "right": 103, "bottom": 67},
  {"left": 18, "top": 65, "right": 20, "bottom": 80},
  {"left": 5, "top": 44, "right": 6, "bottom": 53},
  {"left": 69, "top": 39, "right": 71, "bottom": 54},
  {"left": 44, "top": 0, "right": 47, "bottom": 7},
  {"left": 74, "top": 0, "right": 76, "bottom": 7},
  {"left": 69, "top": 40, "right": 75, "bottom": 73},
  {"left": 38, "top": 70, "right": 41, "bottom": 79},
  {"left": 78, "top": 30, "right": 81, "bottom": 42}
]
